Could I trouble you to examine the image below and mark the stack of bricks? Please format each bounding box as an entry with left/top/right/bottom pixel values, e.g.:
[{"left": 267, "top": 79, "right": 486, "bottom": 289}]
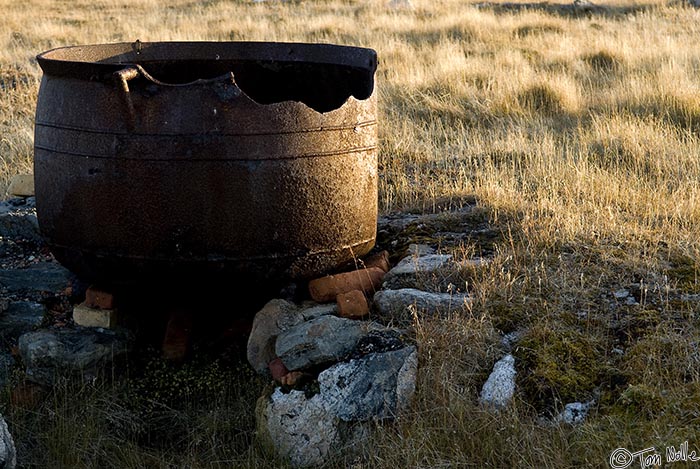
[
  {"left": 307, "top": 250, "right": 390, "bottom": 319},
  {"left": 72, "top": 286, "right": 117, "bottom": 329}
]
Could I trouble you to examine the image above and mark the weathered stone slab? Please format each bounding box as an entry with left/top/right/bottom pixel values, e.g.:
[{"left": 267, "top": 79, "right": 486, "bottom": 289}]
[
  {"left": 373, "top": 288, "right": 472, "bottom": 323},
  {"left": 319, "top": 346, "right": 417, "bottom": 421},
  {"left": 18, "top": 328, "right": 131, "bottom": 386},
  {"left": 0, "top": 263, "right": 74, "bottom": 299},
  {"left": 382, "top": 254, "right": 454, "bottom": 289},
  {"left": 275, "top": 315, "right": 367, "bottom": 371}
]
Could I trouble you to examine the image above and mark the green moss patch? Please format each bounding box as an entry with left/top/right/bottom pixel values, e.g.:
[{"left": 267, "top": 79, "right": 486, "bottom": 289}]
[{"left": 516, "top": 324, "right": 607, "bottom": 411}]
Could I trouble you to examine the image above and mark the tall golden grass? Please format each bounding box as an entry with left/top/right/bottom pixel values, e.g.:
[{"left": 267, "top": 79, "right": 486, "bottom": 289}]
[{"left": 3, "top": 0, "right": 700, "bottom": 467}]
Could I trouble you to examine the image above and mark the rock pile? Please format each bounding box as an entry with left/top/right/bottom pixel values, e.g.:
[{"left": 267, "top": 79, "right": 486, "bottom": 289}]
[
  {"left": 248, "top": 254, "right": 420, "bottom": 467},
  {"left": 248, "top": 241, "right": 482, "bottom": 466}
]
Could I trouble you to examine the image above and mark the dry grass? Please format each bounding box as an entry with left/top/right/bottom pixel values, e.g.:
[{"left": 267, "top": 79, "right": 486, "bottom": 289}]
[{"left": 4, "top": 0, "right": 700, "bottom": 467}]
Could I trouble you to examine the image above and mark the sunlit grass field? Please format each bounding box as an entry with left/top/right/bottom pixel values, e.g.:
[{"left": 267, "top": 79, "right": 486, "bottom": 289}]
[{"left": 3, "top": 0, "right": 700, "bottom": 467}]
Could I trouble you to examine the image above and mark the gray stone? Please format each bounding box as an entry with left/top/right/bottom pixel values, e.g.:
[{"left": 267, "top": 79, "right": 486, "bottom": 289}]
[
  {"left": 276, "top": 315, "right": 367, "bottom": 371},
  {"left": 18, "top": 328, "right": 131, "bottom": 386},
  {"left": 555, "top": 401, "right": 593, "bottom": 425},
  {"left": 260, "top": 346, "right": 417, "bottom": 467},
  {"left": 299, "top": 303, "right": 337, "bottom": 321},
  {"left": 382, "top": 250, "right": 487, "bottom": 290},
  {"left": 396, "top": 347, "right": 419, "bottom": 411},
  {"left": 373, "top": 288, "right": 472, "bottom": 323},
  {"left": 0, "top": 302, "right": 46, "bottom": 342},
  {"left": 383, "top": 254, "right": 454, "bottom": 289},
  {"left": 319, "top": 346, "right": 417, "bottom": 421},
  {"left": 0, "top": 263, "right": 74, "bottom": 299},
  {"left": 247, "top": 300, "right": 340, "bottom": 375},
  {"left": 613, "top": 289, "right": 630, "bottom": 299},
  {"left": 395, "top": 254, "right": 453, "bottom": 275},
  {"left": 247, "top": 299, "right": 302, "bottom": 375},
  {"left": 0, "top": 414, "right": 16, "bottom": 469},
  {"left": 479, "top": 354, "right": 516, "bottom": 409}
]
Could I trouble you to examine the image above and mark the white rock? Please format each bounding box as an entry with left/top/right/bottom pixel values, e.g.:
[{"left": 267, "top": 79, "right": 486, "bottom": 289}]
[
  {"left": 0, "top": 415, "right": 16, "bottom": 469},
  {"left": 264, "top": 389, "right": 340, "bottom": 468},
  {"left": 383, "top": 250, "right": 487, "bottom": 289},
  {"left": 479, "top": 354, "right": 516, "bottom": 409}
]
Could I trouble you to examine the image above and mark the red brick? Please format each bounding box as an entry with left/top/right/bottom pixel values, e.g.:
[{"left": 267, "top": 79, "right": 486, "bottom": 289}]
[
  {"left": 308, "top": 267, "right": 385, "bottom": 303},
  {"left": 336, "top": 290, "right": 370, "bottom": 319},
  {"left": 162, "top": 309, "right": 193, "bottom": 363},
  {"left": 362, "top": 250, "right": 391, "bottom": 273},
  {"left": 84, "top": 285, "right": 115, "bottom": 310},
  {"left": 269, "top": 357, "right": 289, "bottom": 381}
]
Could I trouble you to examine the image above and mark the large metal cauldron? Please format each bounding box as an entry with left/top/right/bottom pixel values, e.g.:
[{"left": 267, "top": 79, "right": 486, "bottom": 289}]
[{"left": 34, "top": 41, "right": 378, "bottom": 284}]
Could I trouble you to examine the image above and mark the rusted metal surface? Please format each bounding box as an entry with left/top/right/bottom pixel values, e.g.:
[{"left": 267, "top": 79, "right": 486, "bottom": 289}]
[{"left": 33, "top": 42, "right": 378, "bottom": 284}]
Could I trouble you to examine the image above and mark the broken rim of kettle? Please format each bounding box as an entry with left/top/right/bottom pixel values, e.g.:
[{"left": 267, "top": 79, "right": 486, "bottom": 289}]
[{"left": 36, "top": 41, "right": 378, "bottom": 113}]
